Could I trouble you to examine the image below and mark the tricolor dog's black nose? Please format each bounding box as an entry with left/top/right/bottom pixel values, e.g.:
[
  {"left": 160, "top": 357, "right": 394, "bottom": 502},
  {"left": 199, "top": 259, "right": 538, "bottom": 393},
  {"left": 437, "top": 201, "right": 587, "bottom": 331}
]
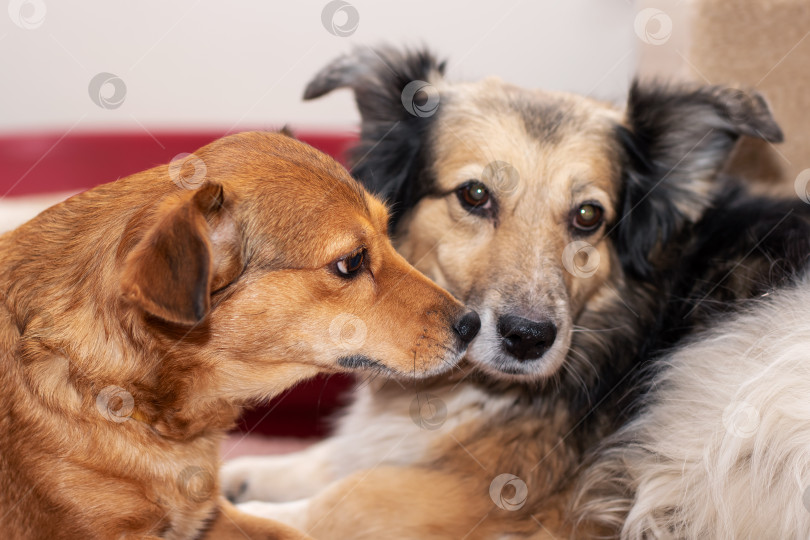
[
  {"left": 497, "top": 314, "right": 557, "bottom": 361},
  {"left": 454, "top": 310, "right": 481, "bottom": 344}
]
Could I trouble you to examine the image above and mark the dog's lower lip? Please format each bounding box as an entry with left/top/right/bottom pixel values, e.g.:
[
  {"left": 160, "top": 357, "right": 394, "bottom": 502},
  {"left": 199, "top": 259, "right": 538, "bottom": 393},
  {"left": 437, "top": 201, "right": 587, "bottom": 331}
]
[
  {"left": 499, "top": 364, "right": 524, "bottom": 374},
  {"left": 466, "top": 352, "right": 555, "bottom": 379},
  {"left": 494, "top": 362, "right": 532, "bottom": 375},
  {"left": 337, "top": 354, "right": 390, "bottom": 372}
]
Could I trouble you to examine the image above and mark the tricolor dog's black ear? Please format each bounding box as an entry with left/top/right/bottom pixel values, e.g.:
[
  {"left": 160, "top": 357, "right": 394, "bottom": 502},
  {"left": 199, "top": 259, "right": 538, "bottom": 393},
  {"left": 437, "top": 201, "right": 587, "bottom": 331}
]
[
  {"left": 304, "top": 46, "right": 446, "bottom": 231},
  {"left": 614, "top": 81, "right": 783, "bottom": 280}
]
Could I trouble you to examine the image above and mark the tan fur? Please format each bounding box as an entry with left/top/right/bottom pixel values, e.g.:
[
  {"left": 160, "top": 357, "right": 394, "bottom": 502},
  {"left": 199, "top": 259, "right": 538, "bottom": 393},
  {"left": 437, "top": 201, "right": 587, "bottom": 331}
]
[
  {"left": 259, "top": 466, "right": 569, "bottom": 540},
  {"left": 0, "top": 131, "right": 473, "bottom": 539}
]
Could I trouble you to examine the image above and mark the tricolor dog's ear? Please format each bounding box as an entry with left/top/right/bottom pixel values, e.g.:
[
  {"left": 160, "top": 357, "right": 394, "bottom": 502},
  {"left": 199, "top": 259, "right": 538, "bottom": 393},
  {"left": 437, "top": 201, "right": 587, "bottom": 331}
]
[
  {"left": 304, "top": 46, "right": 446, "bottom": 231},
  {"left": 614, "top": 81, "right": 783, "bottom": 280},
  {"left": 121, "top": 183, "right": 241, "bottom": 325},
  {"left": 278, "top": 125, "right": 296, "bottom": 139}
]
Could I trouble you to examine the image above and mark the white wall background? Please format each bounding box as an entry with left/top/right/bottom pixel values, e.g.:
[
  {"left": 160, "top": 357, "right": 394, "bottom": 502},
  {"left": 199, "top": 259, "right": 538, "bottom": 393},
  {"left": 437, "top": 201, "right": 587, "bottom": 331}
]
[{"left": 0, "top": 0, "right": 638, "bottom": 134}]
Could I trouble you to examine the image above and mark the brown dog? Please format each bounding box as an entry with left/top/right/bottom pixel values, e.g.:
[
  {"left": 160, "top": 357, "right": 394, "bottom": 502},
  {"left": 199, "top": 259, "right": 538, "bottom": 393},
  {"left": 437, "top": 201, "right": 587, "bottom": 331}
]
[{"left": 0, "top": 131, "right": 479, "bottom": 539}]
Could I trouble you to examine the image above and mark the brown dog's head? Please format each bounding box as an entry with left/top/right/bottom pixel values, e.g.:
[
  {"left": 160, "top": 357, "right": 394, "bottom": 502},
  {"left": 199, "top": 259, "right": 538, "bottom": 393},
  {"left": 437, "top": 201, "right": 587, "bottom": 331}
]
[
  {"left": 119, "top": 132, "right": 479, "bottom": 399},
  {"left": 304, "top": 47, "right": 782, "bottom": 382}
]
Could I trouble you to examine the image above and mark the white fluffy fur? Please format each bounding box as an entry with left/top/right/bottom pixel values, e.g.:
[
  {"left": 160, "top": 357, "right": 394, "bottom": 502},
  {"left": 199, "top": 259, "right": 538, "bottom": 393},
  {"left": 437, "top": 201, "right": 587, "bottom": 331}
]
[{"left": 575, "top": 277, "right": 810, "bottom": 539}]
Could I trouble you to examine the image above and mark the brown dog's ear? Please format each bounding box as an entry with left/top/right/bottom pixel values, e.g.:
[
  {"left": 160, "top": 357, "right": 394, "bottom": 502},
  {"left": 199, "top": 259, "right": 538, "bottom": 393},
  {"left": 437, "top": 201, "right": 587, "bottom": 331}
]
[{"left": 121, "top": 183, "right": 232, "bottom": 325}]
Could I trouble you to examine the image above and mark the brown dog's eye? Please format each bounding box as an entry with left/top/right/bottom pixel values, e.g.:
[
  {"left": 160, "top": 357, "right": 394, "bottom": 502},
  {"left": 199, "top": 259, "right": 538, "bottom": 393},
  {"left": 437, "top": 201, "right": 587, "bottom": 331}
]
[
  {"left": 573, "top": 203, "right": 604, "bottom": 232},
  {"left": 336, "top": 249, "right": 365, "bottom": 277},
  {"left": 457, "top": 181, "right": 491, "bottom": 211}
]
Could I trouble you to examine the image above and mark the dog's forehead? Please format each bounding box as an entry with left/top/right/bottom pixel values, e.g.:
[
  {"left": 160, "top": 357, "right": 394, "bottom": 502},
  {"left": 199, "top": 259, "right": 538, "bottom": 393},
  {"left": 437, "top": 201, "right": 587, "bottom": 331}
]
[
  {"left": 433, "top": 79, "right": 622, "bottom": 198},
  {"left": 243, "top": 176, "right": 387, "bottom": 268},
  {"left": 198, "top": 132, "right": 387, "bottom": 266},
  {"left": 447, "top": 79, "right": 613, "bottom": 138}
]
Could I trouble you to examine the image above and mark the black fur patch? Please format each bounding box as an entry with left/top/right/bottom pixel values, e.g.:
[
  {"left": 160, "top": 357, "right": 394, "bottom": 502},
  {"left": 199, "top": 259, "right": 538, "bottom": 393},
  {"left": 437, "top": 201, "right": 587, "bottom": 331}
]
[
  {"left": 589, "top": 183, "right": 810, "bottom": 429},
  {"left": 304, "top": 47, "right": 446, "bottom": 232},
  {"left": 612, "top": 82, "right": 783, "bottom": 281}
]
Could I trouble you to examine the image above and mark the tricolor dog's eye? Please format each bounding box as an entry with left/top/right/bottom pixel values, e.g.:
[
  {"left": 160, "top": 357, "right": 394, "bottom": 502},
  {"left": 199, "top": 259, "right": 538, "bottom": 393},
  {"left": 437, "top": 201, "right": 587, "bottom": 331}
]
[
  {"left": 572, "top": 202, "right": 604, "bottom": 232},
  {"left": 335, "top": 248, "right": 366, "bottom": 278},
  {"left": 457, "top": 181, "right": 491, "bottom": 211}
]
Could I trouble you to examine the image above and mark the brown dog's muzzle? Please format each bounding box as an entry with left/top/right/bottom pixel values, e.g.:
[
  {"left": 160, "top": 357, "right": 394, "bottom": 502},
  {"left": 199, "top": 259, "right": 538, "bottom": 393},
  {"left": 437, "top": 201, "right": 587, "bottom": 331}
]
[{"left": 362, "top": 247, "right": 480, "bottom": 377}]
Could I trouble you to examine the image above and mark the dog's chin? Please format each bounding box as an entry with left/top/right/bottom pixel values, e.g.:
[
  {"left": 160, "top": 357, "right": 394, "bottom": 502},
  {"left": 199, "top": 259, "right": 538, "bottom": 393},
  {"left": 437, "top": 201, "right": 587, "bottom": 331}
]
[
  {"left": 412, "top": 350, "right": 468, "bottom": 379},
  {"left": 341, "top": 351, "right": 466, "bottom": 380}
]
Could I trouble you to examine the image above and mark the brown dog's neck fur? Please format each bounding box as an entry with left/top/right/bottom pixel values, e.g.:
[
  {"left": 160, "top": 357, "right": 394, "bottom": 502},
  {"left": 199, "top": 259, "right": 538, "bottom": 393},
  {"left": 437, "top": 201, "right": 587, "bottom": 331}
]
[{"left": 0, "top": 182, "right": 246, "bottom": 538}]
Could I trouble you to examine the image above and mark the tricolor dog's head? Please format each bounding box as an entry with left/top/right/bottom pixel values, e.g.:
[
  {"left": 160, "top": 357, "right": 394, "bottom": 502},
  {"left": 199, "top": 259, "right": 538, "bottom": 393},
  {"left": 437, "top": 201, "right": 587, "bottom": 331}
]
[{"left": 304, "top": 47, "right": 782, "bottom": 382}]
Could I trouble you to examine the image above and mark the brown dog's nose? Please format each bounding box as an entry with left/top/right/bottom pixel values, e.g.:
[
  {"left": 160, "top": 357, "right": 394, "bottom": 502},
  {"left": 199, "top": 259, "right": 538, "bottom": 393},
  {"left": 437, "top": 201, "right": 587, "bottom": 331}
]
[
  {"left": 453, "top": 310, "right": 481, "bottom": 344},
  {"left": 497, "top": 314, "right": 557, "bottom": 361}
]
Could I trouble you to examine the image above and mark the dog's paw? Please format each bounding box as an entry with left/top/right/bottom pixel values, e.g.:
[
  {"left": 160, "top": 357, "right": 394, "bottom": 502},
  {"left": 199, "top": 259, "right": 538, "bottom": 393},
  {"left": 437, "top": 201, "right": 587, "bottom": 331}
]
[
  {"left": 220, "top": 457, "right": 262, "bottom": 503},
  {"left": 220, "top": 448, "right": 330, "bottom": 502}
]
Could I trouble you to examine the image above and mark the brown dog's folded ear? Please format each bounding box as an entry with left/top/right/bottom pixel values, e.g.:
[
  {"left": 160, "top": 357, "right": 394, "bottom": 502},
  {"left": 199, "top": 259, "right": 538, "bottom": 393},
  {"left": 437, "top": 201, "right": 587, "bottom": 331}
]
[{"left": 121, "top": 183, "right": 231, "bottom": 325}]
